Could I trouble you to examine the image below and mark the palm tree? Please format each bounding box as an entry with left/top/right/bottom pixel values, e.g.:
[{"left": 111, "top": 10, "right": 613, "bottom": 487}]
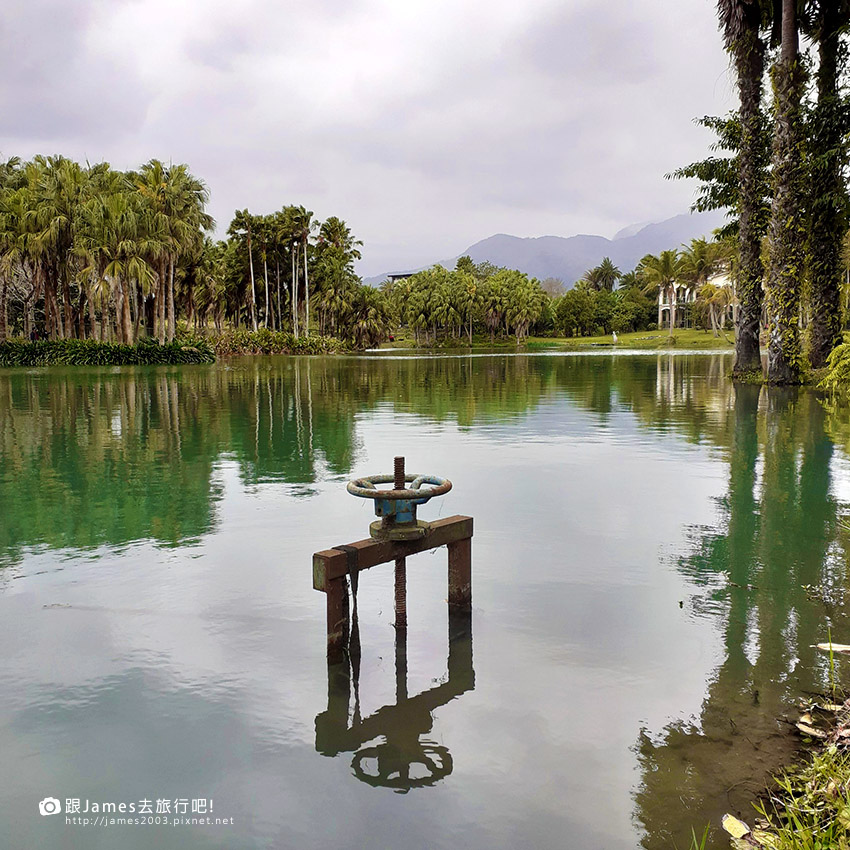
[
  {"left": 32, "top": 156, "right": 92, "bottom": 339},
  {"left": 348, "top": 284, "right": 391, "bottom": 348},
  {"left": 228, "top": 209, "right": 258, "bottom": 332},
  {"left": 807, "top": 0, "right": 850, "bottom": 367},
  {"left": 765, "top": 0, "right": 807, "bottom": 383},
  {"left": 581, "top": 258, "right": 621, "bottom": 292},
  {"left": 318, "top": 216, "right": 362, "bottom": 259},
  {"left": 681, "top": 238, "right": 728, "bottom": 337},
  {"left": 454, "top": 271, "right": 482, "bottom": 343},
  {"left": 290, "top": 206, "right": 316, "bottom": 335},
  {"left": 717, "top": 0, "right": 771, "bottom": 378},
  {"left": 135, "top": 161, "right": 212, "bottom": 341},
  {"left": 640, "top": 250, "right": 685, "bottom": 336},
  {"left": 481, "top": 275, "right": 506, "bottom": 343},
  {"left": 597, "top": 257, "right": 621, "bottom": 291},
  {"left": 79, "top": 189, "right": 158, "bottom": 344},
  {"left": 0, "top": 157, "right": 24, "bottom": 342}
]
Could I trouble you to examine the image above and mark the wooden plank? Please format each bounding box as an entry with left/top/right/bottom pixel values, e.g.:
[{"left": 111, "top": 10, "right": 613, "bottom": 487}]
[
  {"left": 448, "top": 536, "right": 472, "bottom": 610},
  {"left": 312, "top": 515, "right": 473, "bottom": 591},
  {"left": 326, "top": 577, "right": 349, "bottom": 664}
]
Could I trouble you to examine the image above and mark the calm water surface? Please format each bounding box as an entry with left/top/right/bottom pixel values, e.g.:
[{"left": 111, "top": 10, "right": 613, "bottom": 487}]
[{"left": 1, "top": 353, "right": 849, "bottom": 849}]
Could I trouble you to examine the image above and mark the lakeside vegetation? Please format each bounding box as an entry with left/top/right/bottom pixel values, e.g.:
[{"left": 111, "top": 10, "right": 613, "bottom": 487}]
[
  {"left": 4, "top": 152, "right": 844, "bottom": 370},
  {"left": 0, "top": 156, "right": 385, "bottom": 351},
  {"left": 674, "top": 0, "right": 850, "bottom": 384},
  {"left": 0, "top": 337, "right": 214, "bottom": 367}
]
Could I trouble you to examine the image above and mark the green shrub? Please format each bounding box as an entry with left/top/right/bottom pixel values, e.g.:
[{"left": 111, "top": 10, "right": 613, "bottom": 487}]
[
  {"left": 820, "top": 343, "right": 850, "bottom": 394},
  {"left": 0, "top": 337, "right": 215, "bottom": 367},
  {"left": 212, "top": 329, "right": 346, "bottom": 356}
]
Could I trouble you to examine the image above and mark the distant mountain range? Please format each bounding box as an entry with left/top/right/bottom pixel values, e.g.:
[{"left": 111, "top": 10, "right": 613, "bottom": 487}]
[{"left": 364, "top": 210, "right": 727, "bottom": 288}]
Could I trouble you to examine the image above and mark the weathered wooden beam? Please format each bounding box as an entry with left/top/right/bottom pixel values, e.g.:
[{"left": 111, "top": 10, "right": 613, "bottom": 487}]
[
  {"left": 313, "top": 515, "right": 473, "bottom": 592},
  {"left": 448, "top": 536, "right": 472, "bottom": 611},
  {"left": 326, "top": 577, "right": 349, "bottom": 664}
]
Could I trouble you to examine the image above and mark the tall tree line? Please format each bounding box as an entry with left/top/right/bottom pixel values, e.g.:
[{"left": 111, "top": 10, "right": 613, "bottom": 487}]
[
  {"left": 0, "top": 156, "right": 383, "bottom": 347},
  {"left": 0, "top": 155, "right": 211, "bottom": 344},
  {"left": 703, "top": 0, "right": 850, "bottom": 382}
]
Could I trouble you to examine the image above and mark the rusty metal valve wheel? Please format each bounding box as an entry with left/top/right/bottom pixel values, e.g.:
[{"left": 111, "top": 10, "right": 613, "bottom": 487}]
[
  {"left": 347, "top": 473, "right": 452, "bottom": 541},
  {"left": 346, "top": 474, "right": 452, "bottom": 503}
]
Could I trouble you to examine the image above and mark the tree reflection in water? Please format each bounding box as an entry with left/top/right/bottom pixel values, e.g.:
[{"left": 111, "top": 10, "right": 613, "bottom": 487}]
[{"left": 634, "top": 384, "right": 849, "bottom": 850}]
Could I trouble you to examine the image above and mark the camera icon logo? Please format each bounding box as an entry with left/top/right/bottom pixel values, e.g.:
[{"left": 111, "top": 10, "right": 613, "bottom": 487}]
[{"left": 39, "top": 797, "right": 61, "bottom": 816}]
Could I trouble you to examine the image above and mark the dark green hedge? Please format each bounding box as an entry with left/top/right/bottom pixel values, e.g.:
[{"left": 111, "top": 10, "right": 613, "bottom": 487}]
[
  {"left": 0, "top": 337, "right": 216, "bottom": 367},
  {"left": 213, "top": 329, "right": 347, "bottom": 356}
]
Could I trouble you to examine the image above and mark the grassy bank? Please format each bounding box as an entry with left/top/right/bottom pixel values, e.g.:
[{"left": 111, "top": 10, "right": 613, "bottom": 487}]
[
  {"left": 721, "top": 737, "right": 850, "bottom": 849},
  {"left": 0, "top": 338, "right": 215, "bottom": 367},
  {"left": 379, "top": 328, "right": 736, "bottom": 352},
  {"left": 528, "top": 328, "right": 736, "bottom": 351}
]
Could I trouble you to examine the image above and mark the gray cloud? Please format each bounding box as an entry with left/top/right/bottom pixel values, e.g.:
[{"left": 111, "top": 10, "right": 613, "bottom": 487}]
[
  {"left": 0, "top": 0, "right": 735, "bottom": 274},
  {"left": 0, "top": 0, "right": 152, "bottom": 141}
]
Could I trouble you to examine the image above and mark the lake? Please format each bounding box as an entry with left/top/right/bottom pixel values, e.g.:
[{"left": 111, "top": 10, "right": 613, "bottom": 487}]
[{"left": 1, "top": 352, "right": 848, "bottom": 849}]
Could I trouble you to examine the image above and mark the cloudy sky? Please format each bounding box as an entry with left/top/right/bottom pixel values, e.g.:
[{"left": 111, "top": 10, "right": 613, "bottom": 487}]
[{"left": 0, "top": 0, "right": 735, "bottom": 275}]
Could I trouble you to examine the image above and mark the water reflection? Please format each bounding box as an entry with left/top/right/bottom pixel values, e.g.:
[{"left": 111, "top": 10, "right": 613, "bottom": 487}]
[
  {"left": 634, "top": 385, "right": 849, "bottom": 850},
  {"left": 5, "top": 352, "right": 849, "bottom": 849},
  {"left": 315, "top": 611, "right": 474, "bottom": 793},
  {"left": 0, "top": 354, "right": 736, "bottom": 567}
]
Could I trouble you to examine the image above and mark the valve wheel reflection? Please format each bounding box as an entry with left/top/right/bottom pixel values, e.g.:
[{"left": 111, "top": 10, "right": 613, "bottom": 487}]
[
  {"left": 352, "top": 741, "right": 453, "bottom": 790},
  {"left": 315, "top": 609, "right": 474, "bottom": 792}
]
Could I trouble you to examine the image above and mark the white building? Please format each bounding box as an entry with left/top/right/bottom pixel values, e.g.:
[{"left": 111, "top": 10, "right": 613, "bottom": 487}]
[
  {"left": 656, "top": 270, "right": 735, "bottom": 330},
  {"left": 657, "top": 283, "right": 696, "bottom": 330}
]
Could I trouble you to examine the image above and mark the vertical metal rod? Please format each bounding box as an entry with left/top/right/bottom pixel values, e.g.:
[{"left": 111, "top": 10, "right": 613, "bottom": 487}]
[
  {"left": 395, "top": 610, "right": 408, "bottom": 703},
  {"left": 394, "top": 456, "right": 407, "bottom": 631},
  {"left": 393, "top": 456, "right": 405, "bottom": 491},
  {"left": 394, "top": 557, "right": 407, "bottom": 630}
]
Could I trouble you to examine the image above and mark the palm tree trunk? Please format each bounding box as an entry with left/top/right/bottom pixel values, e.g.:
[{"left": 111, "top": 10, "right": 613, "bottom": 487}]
[
  {"left": 44, "top": 272, "right": 58, "bottom": 339},
  {"left": 807, "top": 0, "right": 844, "bottom": 368},
  {"left": 766, "top": 0, "right": 806, "bottom": 384},
  {"left": 263, "top": 255, "right": 270, "bottom": 329},
  {"left": 62, "top": 277, "right": 74, "bottom": 338},
  {"left": 730, "top": 12, "right": 767, "bottom": 378},
  {"left": 0, "top": 276, "right": 7, "bottom": 342},
  {"left": 248, "top": 237, "right": 258, "bottom": 332},
  {"left": 157, "top": 261, "right": 167, "bottom": 343},
  {"left": 114, "top": 284, "right": 125, "bottom": 344},
  {"left": 88, "top": 288, "right": 98, "bottom": 341},
  {"left": 276, "top": 258, "right": 282, "bottom": 331},
  {"left": 167, "top": 258, "right": 176, "bottom": 342},
  {"left": 122, "top": 281, "right": 134, "bottom": 344},
  {"left": 668, "top": 286, "right": 676, "bottom": 336},
  {"left": 303, "top": 241, "right": 310, "bottom": 336},
  {"left": 77, "top": 289, "right": 86, "bottom": 339},
  {"left": 291, "top": 248, "right": 298, "bottom": 338}
]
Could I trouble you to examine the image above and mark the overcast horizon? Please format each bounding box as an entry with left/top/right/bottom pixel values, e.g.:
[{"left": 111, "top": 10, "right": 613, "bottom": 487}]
[{"left": 1, "top": 0, "right": 736, "bottom": 276}]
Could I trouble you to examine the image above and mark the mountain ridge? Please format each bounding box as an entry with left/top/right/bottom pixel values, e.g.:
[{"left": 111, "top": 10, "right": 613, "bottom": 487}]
[{"left": 363, "top": 210, "right": 726, "bottom": 288}]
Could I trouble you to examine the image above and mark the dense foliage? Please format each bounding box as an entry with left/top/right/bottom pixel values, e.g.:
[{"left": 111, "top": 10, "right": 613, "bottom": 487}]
[
  {"left": 383, "top": 241, "right": 735, "bottom": 345},
  {"left": 677, "top": 0, "right": 850, "bottom": 381},
  {"left": 820, "top": 341, "right": 850, "bottom": 392},
  {"left": 0, "top": 337, "right": 214, "bottom": 367},
  {"left": 383, "top": 260, "right": 550, "bottom": 344},
  {"left": 212, "top": 329, "right": 346, "bottom": 356},
  {"left": 0, "top": 156, "right": 389, "bottom": 351}
]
